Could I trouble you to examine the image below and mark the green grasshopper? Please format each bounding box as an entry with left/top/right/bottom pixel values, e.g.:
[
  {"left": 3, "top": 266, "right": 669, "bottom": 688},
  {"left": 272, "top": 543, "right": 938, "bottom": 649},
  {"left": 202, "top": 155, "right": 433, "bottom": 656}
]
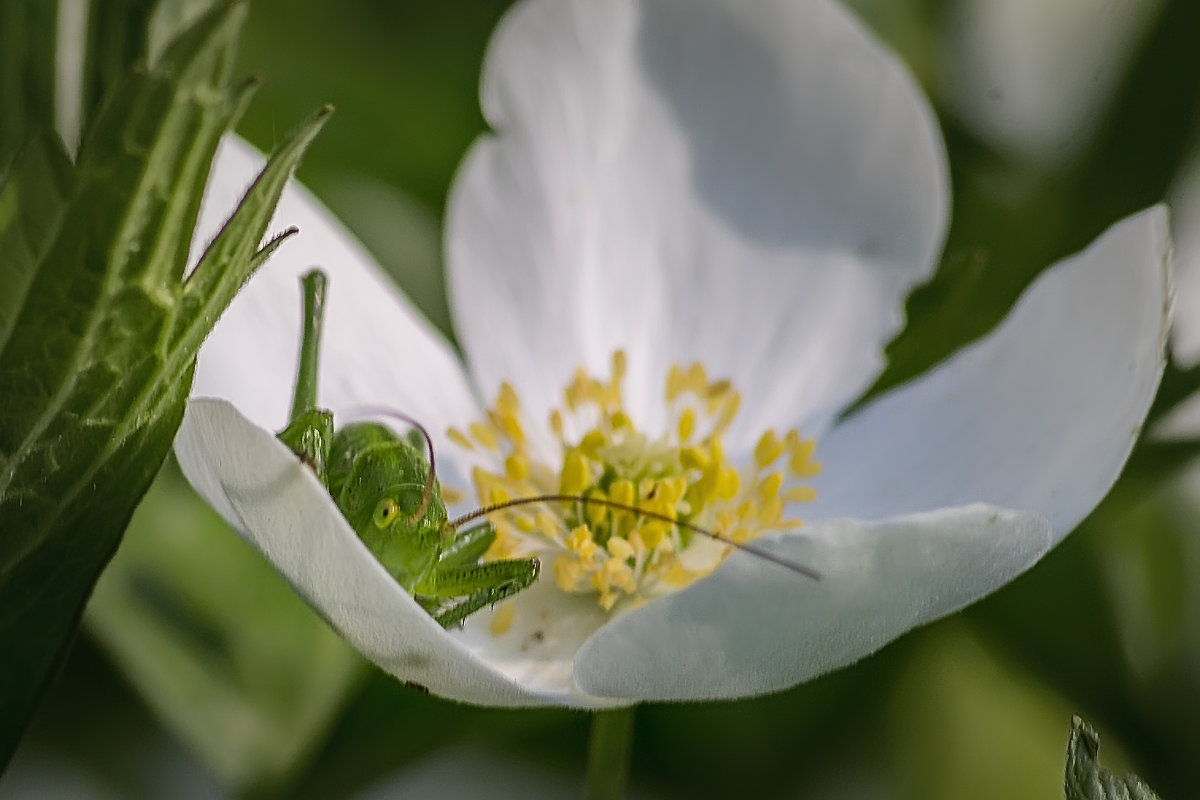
[
  {"left": 277, "top": 270, "right": 819, "bottom": 629},
  {"left": 277, "top": 270, "right": 539, "bottom": 628}
]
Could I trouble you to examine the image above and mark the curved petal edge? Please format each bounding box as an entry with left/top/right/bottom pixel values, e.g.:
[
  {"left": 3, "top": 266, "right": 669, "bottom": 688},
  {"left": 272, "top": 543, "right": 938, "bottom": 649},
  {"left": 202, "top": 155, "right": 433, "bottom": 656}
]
[
  {"left": 574, "top": 504, "right": 1053, "bottom": 701},
  {"left": 810, "top": 205, "right": 1172, "bottom": 538}
]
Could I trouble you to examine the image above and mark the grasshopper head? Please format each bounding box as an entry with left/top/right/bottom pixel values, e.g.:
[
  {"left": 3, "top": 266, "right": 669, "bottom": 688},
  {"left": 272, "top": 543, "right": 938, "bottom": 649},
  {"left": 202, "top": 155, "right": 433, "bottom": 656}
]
[{"left": 357, "top": 483, "right": 451, "bottom": 592}]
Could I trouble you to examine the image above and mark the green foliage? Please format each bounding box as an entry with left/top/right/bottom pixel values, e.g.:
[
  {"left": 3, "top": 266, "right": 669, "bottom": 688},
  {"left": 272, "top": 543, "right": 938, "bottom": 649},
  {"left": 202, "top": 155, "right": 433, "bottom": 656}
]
[
  {"left": 87, "top": 462, "right": 362, "bottom": 793},
  {"left": 1066, "top": 717, "right": 1161, "bottom": 800},
  {"left": 0, "top": 1, "right": 58, "bottom": 168},
  {"left": 889, "top": 628, "right": 1073, "bottom": 800},
  {"left": 0, "top": 2, "right": 328, "bottom": 765}
]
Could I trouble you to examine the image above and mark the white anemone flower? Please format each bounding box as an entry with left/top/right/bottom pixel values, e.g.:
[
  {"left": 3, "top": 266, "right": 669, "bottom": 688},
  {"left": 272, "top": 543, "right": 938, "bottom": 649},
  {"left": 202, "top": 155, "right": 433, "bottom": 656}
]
[{"left": 176, "top": 0, "right": 1170, "bottom": 708}]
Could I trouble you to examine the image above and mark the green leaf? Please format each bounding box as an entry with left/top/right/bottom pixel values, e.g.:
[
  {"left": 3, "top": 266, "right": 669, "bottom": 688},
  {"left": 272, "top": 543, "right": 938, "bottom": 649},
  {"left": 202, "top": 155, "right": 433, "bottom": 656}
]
[
  {"left": 887, "top": 626, "right": 1076, "bottom": 800},
  {"left": 0, "top": 134, "right": 74, "bottom": 352},
  {"left": 0, "top": 1, "right": 329, "bottom": 765},
  {"left": 0, "top": 0, "right": 59, "bottom": 168},
  {"left": 1065, "top": 717, "right": 1162, "bottom": 800},
  {"left": 148, "top": 0, "right": 226, "bottom": 66},
  {"left": 81, "top": 0, "right": 159, "bottom": 134}
]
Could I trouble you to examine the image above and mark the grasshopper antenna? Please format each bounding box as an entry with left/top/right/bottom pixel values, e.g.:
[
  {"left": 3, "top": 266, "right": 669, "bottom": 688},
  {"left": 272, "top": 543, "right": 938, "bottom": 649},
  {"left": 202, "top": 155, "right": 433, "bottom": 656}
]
[
  {"left": 345, "top": 405, "right": 438, "bottom": 524},
  {"left": 452, "top": 494, "right": 821, "bottom": 581}
]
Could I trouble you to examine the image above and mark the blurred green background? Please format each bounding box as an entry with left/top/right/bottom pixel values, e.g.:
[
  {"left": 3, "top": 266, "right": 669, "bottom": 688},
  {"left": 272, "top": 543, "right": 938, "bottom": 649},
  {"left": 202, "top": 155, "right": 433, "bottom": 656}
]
[{"left": 7, "top": 0, "right": 1200, "bottom": 797}]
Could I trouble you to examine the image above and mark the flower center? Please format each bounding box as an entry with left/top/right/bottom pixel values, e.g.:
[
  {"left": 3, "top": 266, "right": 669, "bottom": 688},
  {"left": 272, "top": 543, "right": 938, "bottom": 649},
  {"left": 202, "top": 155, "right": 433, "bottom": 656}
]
[{"left": 447, "top": 351, "right": 820, "bottom": 622}]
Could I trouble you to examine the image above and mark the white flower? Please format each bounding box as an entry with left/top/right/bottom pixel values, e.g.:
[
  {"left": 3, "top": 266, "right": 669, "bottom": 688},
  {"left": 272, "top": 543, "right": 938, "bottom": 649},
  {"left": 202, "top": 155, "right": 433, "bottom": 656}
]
[{"left": 177, "top": 0, "right": 1170, "bottom": 708}]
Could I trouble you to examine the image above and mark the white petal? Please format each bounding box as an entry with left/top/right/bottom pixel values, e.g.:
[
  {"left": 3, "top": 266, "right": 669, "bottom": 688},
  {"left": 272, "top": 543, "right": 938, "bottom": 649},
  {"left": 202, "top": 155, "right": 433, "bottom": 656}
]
[
  {"left": 809, "top": 206, "right": 1171, "bottom": 538},
  {"left": 446, "top": 0, "right": 948, "bottom": 445},
  {"left": 190, "top": 136, "right": 480, "bottom": 458},
  {"left": 574, "top": 504, "right": 1052, "bottom": 701},
  {"left": 173, "top": 399, "right": 626, "bottom": 709},
  {"left": 942, "top": 0, "right": 1163, "bottom": 164}
]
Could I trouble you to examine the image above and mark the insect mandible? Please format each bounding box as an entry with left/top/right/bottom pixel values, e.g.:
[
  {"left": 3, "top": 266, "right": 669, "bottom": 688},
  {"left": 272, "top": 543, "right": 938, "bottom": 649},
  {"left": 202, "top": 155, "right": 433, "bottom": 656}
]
[{"left": 277, "top": 269, "right": 819, "bottom": 630}]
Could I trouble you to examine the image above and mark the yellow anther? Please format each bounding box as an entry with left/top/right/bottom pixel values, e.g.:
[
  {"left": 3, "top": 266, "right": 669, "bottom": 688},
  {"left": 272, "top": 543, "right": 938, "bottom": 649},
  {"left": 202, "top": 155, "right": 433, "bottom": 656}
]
[
  {"left": 791, "top": 458, "right": 822, "bottom": 479},
  {"left": 787, "top": 435, "right": 821, "bottom": 477},
  {"left": 567, "top": 525, "right": 597, "bottom": 561},
  {"left": 607, "top": 536, "right": 635, "bottom": 561},
  {"left": 441, "top": 486, "right": 465, "bottom": 505},
  {"left": 708, "top": 436, "right": 725, "bottom": 465},
  {"left": 612, "top": 350, "right": 627, "bottom": 382},
  {"left": 610, "top": 478, "right": 635, "bottom": 508},
  {"left": 489, "top": 603, "right": 516, "bottom": 635},
  {"left": 754, "top": 430, "right": 785, "bottom": 469},
  {"left": 783, "top": 486, "right": 818, "bottom": 504},
  {"left": 447, "top": 427, "right": 474, "bottom": 451},
  {"left": 707, "top": 379, "right": 731, "bottom": 399},
  {"left": 554, "top": 556, "right": 582, "bottom": 592},
  {"left": 662, "top": 560, "right": 697, "bottom": 587},
  {"left": 761, "top": 495, "right": 784, "bottom": 526},
  {"left": 663, "top": 476, "right": 687, "bottom": 504},
  {"left": 692, "top": 462, "right": 720, "bottom": 506},
  {"left": 680, "top": 445, "right": 709, "bottom": 470},
  {"left": 713, "top": 392, "right": 741, "bottom": 435},
  {"left": 610, "top": 410, "right": 633, "bottom": 430},
  {"left": 717, "top": 467, "right": 740, "bottom": 500},
  {"left": 560, "top": 450, "right": 592, "bottom": 496},
  {"left": 469, "top": 421, "right": 500, "bottom": 451},
  {"left": 641, "top": 521, "right": 668, "bottom": 549},
  {"left": 471, "top": 465, "right": 498, "bottom": 505},
  {"left": 515, "top": 514, "right": 536, "bottom": 533},
  {"left": 586, "top": 491, "right": 608, "bottom": 527},
  {"left": 666, "top": 364, "right": 686, "bottom": 403},
  {"left": 579, "top": 430, "right": 607, "bottom": 456},
  {"left": 757, "top": 471, "right": 785, "bottom": 503},
  {"left": 677, "top": 407, "right": 697, "bottom": 441},
  {"left": 497, "top": 382, "right": 520, "bottom": 414},
  {"left": 488, "top": 485, "right": 511, "bottom": 505},
  {"left": 549, "top": 409, "right": 565, "bottom": 438},
  {"left": 505, "top": 454, "right": 529, "bottom": 481},
  {"left": 685, "top": 362, "right": 707, "bottom": 392},
  {"left": 599, "top": 557, "right": 636, "bottom": 592}
]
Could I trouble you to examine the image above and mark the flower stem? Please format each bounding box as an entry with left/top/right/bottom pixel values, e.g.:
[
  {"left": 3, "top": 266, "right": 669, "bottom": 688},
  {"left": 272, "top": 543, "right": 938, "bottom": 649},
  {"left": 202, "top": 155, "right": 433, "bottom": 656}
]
[{"left": 585, "top": 706, "right": 636, "bottom": 800}]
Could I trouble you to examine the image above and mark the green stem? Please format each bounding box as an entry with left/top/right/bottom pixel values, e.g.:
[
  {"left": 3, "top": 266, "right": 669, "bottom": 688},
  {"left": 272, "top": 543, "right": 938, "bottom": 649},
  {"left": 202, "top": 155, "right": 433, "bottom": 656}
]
[
  {"left": 585, "top": 706, "right": 636, "bottom": 800},
  {"left": 289, "top": 268, "right": 328, "bottom": 422}
]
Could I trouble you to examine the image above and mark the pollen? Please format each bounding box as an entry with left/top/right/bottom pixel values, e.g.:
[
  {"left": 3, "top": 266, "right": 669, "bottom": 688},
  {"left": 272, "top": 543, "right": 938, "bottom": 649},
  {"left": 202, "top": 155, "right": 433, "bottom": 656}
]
[{"left": 452, "top": 350, "right": 820, "bottom": 618}]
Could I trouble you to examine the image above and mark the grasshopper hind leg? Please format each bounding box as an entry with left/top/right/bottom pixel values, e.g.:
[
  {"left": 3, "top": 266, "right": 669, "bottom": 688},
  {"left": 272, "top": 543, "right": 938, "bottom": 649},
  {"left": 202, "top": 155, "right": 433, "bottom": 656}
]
[{"left": 418, "top": 558, "right": 541, "bottom": 629}]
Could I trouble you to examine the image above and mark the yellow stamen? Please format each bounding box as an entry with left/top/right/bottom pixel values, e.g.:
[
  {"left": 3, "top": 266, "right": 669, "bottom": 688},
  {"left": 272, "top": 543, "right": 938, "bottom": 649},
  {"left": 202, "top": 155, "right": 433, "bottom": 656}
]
[
  {"left": 447, "top": 428, "right": 474, "bottom": 451},
  {"left": 469, "top": 421, "right": 500, "bottom": 451},
  {"left": 453, "top": 352, "right": 822, "bottom": 620},
  {"left": 678, "top": 408, "right": 697, "bottom": 441},
  {"left": 490, "top": 603, "right": 516, "bottom": 635},
  {"left": 505, "top": 454, "right": 528, "bottom": 481},
  {"left": 754, "top": 430, "right": 784, "bottom": 469}
]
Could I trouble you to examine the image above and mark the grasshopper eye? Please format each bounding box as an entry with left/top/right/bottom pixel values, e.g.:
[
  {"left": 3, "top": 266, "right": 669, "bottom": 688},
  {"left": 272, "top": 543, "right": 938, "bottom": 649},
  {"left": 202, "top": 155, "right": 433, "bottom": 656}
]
[{"left": 373, "top": 498, "right": 400, "bottom": 529}]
